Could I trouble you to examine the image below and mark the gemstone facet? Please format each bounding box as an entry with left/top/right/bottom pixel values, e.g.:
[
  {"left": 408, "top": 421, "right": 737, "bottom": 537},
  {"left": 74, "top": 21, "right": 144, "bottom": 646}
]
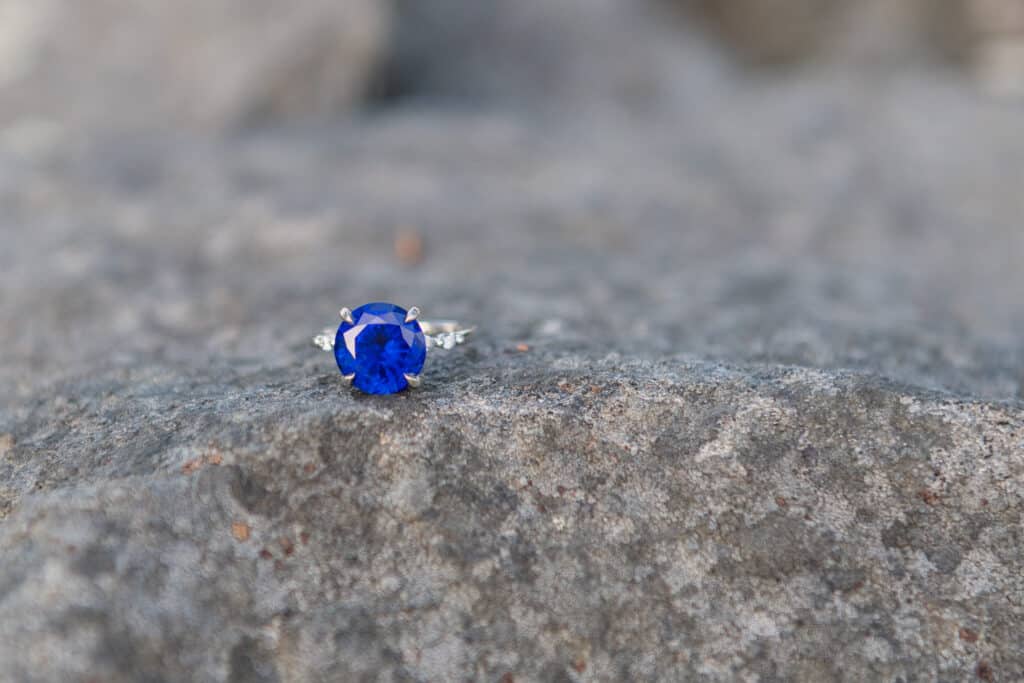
[{"left": 334, "top": 302, "right": 426, "bottom": 394}]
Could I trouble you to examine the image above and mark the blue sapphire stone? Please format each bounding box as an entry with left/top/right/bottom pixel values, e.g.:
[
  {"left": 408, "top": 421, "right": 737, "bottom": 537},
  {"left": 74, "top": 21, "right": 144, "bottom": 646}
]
[{"left": 334, "top": 302, "right": 426, "bottom": 394}]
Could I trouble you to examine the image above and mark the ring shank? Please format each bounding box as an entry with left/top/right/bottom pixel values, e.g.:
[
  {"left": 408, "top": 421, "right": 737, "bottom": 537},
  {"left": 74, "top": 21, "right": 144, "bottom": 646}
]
[
  {"left": 419, "top": 320, "right": 472, "bottom": 335},
  {"left": 421, "top": 320, "right": 475, "bottom": 349}
]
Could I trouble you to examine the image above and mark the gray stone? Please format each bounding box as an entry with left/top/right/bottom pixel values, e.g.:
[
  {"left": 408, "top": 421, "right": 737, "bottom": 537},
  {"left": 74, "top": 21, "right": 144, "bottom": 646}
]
[
  {"left": 2, "top": 5, "right": 1024, "bottom": 682},
  {"left": 0, "top": 0, "right": 391, "bottom": 131},
  {"left": 678, "top": 0, "right": 970, "bottom": 66},
  {"left": 385, "top": 0, "right": 717, "bottom": 112}
]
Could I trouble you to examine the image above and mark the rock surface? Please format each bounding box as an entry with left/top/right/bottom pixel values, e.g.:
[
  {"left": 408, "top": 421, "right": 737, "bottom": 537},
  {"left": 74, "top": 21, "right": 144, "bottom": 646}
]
[{"left": 2, "top": 3, "right": 1024, "bottom": 682}]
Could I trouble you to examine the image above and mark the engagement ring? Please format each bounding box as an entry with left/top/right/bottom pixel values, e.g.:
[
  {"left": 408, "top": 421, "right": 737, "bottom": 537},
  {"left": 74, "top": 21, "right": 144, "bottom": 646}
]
[{"left": 313, "top": 302, "right": 474, "bottom": 394}]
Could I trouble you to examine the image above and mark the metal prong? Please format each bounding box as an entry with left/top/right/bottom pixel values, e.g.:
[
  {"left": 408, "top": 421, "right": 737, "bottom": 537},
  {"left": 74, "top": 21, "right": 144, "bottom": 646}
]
[
  {"left": 341, "top": 373, "right": 355, "bottom": 386},
  {"left": 339, "top": 307, "right": 354, "bottom": 324},
  {"left": 405, "top": 306, "right": 420, "bottom": 323},
  {"left": 403, "top": 373, "right": 421, "bottom": 388}
]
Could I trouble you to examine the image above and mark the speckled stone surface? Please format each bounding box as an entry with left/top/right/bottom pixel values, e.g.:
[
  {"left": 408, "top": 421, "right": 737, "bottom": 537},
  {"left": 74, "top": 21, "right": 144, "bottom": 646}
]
[{"left": 2, "top": 3, "right": 1024, "bottom": 681}]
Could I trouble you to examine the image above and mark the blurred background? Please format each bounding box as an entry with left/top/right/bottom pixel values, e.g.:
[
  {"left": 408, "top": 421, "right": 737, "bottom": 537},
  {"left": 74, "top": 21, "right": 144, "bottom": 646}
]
[
  {"left": 2, "top": 0, "right": 1023, "bottom": 400},
  {"left": 2, "top": 0, "right": 1022, "bottom": 129}
]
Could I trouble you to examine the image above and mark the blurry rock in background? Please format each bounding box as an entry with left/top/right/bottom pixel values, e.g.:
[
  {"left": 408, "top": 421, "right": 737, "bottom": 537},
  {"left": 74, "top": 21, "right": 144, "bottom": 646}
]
[
  {"left": 381, "top": 0, "right": 707, "bottom": 113},
  {"left": 388, "top": 0, "right": 1024, "bottom": 106},
  {"left": 0, "top": 0, "right": 390, "bottom": 131},
  {"left": 681, "top": 0, "right": 1024, "bottom": 98},
  {"left": 968, "top": 0, "right": 1024, "bottom": 97},
  {"left": 680, "top": 0, "right": 969, "bottom": 66},
  {"left": 0, "top": 0, "right": 1021, "bottom": 136}
]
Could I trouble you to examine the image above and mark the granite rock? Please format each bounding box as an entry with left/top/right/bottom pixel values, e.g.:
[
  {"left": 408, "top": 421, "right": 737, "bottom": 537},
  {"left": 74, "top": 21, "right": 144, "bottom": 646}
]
[
  {"left": 2, "top": 359, "right": 1021, "bottom": 681},
  {"left": 2, "top": 7, "right": 1024, "bottom": 682}
]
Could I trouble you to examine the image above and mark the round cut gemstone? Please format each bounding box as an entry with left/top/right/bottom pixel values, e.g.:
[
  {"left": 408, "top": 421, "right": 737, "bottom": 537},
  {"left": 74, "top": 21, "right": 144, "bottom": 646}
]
[{"left": 334, "top": 302, "right": 426, "bottom": 394}]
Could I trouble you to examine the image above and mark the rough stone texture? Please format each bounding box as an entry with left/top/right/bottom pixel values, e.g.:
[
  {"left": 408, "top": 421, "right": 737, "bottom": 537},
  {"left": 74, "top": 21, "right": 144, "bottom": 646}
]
[
  {"left": 2, "top": 3, "right": 1024, "bottom": 682},
  {"left": 0, "top": 0, "right": 390, "bottom": 131}
]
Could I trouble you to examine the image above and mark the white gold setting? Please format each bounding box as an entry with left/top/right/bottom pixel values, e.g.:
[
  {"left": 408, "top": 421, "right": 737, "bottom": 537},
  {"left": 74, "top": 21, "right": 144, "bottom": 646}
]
[{"left": 418, "top": 320, "right": 475, "bottom": 350}]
